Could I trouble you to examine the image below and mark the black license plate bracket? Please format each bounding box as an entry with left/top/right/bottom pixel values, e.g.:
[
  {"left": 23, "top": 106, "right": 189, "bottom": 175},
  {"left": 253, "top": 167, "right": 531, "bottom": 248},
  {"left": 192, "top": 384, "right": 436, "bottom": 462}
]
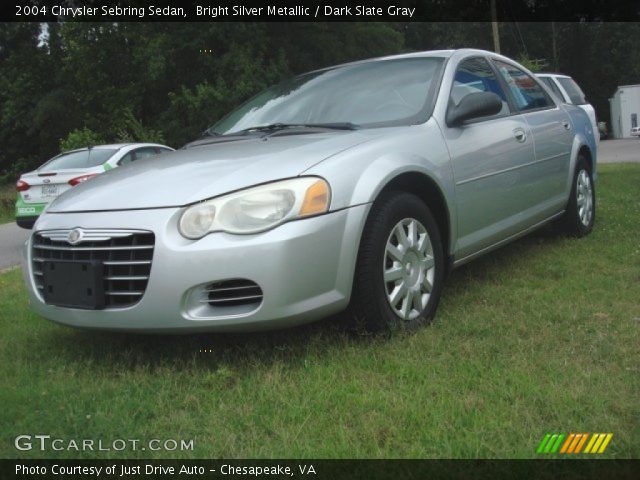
[{"left": 42, "top": 260, "right": 105, "bottom": 310}]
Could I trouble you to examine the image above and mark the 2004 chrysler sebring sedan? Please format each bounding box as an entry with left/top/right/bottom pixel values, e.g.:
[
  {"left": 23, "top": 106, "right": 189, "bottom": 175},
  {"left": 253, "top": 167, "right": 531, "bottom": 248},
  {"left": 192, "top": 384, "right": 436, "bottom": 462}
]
[{"left": 22, "top": 49, "right": 597, "bottom": 332}]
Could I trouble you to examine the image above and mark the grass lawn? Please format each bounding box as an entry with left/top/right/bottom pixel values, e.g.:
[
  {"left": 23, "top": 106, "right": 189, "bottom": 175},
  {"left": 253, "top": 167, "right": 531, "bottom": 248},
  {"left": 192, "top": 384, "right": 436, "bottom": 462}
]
[
  {"left": 0, "top": 164, "right": 638, "bottom": 459},
  {"left": 0, "top": 183, "right": 15, "bottom": 224}
]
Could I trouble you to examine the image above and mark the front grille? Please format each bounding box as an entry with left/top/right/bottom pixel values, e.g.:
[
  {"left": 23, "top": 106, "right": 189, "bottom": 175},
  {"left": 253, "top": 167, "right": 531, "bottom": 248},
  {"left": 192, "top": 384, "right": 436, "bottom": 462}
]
[
  {"left": 32, "top": 229, "right": 154, "bottom": 308},
  {"left": 203, "top": 279, "right": 263, "bottom": 309}
]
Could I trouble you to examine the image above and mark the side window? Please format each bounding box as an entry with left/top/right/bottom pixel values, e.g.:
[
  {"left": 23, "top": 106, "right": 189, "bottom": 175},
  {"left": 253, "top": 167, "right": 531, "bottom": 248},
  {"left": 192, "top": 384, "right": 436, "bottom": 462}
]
[
  {"left": 556, "top": 77, "right": 587, "bottom": 105},
  {"left": 118, "top": 152, "right": 134, "bottom": 166},
  {"left": 133, "top": 147, "right": 161, "bottom": 161},
  {"left": 494, "top": 60, "right": 553, "bottom": 111},
  {"left": 539, "top": 77, "right": 565, "bottom": 102},
  {"left": 450, "top": 57, "right": 510, "bottom": 119}
]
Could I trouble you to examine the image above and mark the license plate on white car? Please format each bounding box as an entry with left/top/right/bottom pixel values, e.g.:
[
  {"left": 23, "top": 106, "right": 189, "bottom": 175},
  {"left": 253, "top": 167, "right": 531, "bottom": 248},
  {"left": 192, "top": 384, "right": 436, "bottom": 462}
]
[{"left": 41, "top": 184, "right": 59, "bottom": 197}]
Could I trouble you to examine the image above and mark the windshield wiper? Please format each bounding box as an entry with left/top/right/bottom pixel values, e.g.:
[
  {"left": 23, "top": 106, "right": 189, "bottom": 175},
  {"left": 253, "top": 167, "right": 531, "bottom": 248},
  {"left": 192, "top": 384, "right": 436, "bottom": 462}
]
[{"left": 230, "top": 122, "right": 359, "bottom": 135}]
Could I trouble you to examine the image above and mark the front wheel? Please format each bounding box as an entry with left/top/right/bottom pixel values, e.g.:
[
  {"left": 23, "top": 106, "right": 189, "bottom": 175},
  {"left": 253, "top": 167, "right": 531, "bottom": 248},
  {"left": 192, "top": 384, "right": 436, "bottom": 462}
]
[
  {"left": 350, "top": 192, "right": 445, "bottom": 332},
  {"left": 560, "top": 156, "right": 595, "bottom": 237}
]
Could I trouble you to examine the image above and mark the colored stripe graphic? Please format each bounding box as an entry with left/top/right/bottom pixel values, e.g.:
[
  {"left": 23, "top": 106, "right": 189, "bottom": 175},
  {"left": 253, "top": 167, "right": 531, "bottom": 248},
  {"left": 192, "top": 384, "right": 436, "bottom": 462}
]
[
  {"left": 536, "top": 434, "right": 551, "bottom": 453},
  {"left": 550, "top": 434, "right": 565, "bottom": 453},
  {"left": 537, "top": 433, "right": 565, "bottom": 453},
  {"left": 574, "top": 433, "right": 589, "bottom": 453},
  {"left": 560, "top": 433, "right": 575, "bottom": 453},
  {"left": 538, "top": 433, "right": 612, "bottom": 454},
  {"left": 567, "top": 433, "right": 583, "bottom": 453},
  {"left": 544, "top": 434, "right": 558, "bottom": 453},
  {"left": 591, "top": 433, "right": 606, "bottom": 453},
  {"left": 584, "top": 434, "right": 598, "bottom": 453},
  {"left": 584, "top": 433, "right": 614, "bottom": 454},
  {"left": 598, "top": 433, "right": 613, "bottom": 453}
]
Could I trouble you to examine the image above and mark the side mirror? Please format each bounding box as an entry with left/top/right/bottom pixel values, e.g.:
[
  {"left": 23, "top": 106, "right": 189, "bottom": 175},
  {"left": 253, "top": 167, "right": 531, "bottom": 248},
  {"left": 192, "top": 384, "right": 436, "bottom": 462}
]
[{"left": 446, "top": 91, "right": 503, "bottom": 127}]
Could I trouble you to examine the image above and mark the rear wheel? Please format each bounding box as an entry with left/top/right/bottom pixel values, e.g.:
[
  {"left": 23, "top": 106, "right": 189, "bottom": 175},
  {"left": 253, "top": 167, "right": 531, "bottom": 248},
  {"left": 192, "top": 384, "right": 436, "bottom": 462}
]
[
  {"left": 560, "top": 156, "right": 595, "bottom": 237},
  {"left": 350, "top": 192, "right": 445, "bottom": 332}
]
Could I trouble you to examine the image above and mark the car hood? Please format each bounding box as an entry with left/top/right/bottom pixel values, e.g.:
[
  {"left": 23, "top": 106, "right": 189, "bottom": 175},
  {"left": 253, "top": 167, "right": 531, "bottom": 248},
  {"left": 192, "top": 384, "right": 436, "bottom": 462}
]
[{"left": 47, "top": 132, "right": 370, "bottom": 212}]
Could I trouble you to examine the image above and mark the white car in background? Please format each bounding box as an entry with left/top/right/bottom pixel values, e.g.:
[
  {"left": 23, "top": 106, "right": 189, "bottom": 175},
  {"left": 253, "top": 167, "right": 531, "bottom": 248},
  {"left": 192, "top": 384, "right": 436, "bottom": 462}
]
[
  {"left": 631, "top": 126, "right": 640, "bottom": 137},
  {"left": 537, "top": 73, "right": 599, "bottom": 145},
  {"left": 16, "top": 143, "right": 174, "bottom": 229}
]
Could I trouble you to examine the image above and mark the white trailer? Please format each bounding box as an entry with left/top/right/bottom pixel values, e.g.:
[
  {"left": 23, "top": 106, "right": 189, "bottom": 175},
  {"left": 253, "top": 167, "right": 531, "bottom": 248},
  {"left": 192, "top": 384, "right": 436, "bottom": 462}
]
[{"left": 609, "top": 84, "right": 640, "bottom": 138}]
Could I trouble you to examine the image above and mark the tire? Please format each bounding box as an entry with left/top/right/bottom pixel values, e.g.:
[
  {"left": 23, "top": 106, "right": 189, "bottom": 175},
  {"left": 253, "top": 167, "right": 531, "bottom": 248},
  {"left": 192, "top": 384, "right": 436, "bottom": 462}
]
[
  {"left": 560, "top": 156, "right": 595, "bottom": 237},
  {"left": 350, "top": 192, "right": 445, "bottom": 332}
]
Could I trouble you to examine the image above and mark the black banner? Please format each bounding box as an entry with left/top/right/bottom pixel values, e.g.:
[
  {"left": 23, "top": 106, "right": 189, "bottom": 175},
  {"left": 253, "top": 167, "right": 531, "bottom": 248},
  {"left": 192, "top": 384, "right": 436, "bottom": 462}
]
[
  {"left": 3, "top": 459, "right": 640, "bottom": 480},
  {"left": 3, "top": 0, "right": 640, "bottom": 22}
]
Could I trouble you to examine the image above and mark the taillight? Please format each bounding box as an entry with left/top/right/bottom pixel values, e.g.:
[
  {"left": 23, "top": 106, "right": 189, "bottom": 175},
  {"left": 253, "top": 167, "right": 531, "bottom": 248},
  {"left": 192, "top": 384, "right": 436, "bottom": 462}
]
[
  {"left": 68, "top": 173, "right": 98, "bottom": 186},
  {"left": 16, "top": 180, "right": 30, "bottom": 192}
]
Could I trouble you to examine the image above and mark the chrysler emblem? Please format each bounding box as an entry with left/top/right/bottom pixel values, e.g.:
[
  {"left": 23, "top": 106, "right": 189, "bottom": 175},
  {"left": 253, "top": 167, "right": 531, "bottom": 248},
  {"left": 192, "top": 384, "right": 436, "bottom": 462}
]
[{"left": 67, "top": 228, "right": 84, "bottom": 245}]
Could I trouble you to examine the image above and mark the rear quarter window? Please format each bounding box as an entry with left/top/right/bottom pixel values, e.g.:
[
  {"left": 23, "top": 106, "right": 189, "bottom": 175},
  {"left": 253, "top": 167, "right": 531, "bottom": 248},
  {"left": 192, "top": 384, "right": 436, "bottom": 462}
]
[{"left": 557, "top": 77, "right": 587, "bottom": 105}]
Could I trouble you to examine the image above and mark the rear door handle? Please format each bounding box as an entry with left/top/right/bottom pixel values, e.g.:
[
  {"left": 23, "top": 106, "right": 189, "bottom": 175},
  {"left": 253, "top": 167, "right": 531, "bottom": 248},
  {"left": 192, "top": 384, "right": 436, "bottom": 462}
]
[
  {"left": 513, "top": 128, "right": 527, "bottom": 143},
  {"left": 561, "top": 121, "right": 571, "bottom": 130}
]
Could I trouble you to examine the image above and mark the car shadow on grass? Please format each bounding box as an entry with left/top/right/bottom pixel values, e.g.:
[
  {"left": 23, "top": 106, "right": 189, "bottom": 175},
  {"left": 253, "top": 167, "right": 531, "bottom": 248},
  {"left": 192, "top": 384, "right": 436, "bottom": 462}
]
[{"left": 44, "top": 223, "right": 569, "bottom": 369}]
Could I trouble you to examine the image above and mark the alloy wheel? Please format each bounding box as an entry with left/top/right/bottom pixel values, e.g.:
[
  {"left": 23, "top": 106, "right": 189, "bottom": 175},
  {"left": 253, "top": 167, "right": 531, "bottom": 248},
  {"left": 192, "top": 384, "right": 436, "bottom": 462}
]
[{"left": 576, "top": 169, "right": 593, "bottom": 226}]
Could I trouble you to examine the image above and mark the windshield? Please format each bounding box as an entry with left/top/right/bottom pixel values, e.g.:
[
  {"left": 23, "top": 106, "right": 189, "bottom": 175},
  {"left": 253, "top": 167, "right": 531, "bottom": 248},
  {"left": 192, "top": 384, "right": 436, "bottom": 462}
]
[
  {"left": 209, "top": 57, "right": 445, "bottom": 135},
  {"left": 557, "top": 77, "right": 587, "bottom": 105},
  {"left": 40, "top": 149, "right": 118, "bottom": 171}
]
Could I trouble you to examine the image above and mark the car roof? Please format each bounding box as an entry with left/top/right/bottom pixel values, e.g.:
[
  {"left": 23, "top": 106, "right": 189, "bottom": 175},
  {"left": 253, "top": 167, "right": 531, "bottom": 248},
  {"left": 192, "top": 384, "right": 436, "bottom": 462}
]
[
  {"left": 63, "top": 143, "right": 171, "bottom": 154},
  {"left": 308, "top": 48, "right": 536, "bottom": 75},
  {"left": 537, "top": 73, "right": 572, "bottom": 79}
]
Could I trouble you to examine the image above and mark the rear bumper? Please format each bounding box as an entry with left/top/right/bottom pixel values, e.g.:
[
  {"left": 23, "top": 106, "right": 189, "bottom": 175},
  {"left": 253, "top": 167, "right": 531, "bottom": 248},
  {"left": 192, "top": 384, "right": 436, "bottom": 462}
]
[
  {"left": 16, "top": 198, "right": 47, "bottom": 229},
  {"left": 23, "top": 204, "right": 370, "bottom": 332},
  {"left": 15, "top": 197, "right": 47, "bottom": 220}
]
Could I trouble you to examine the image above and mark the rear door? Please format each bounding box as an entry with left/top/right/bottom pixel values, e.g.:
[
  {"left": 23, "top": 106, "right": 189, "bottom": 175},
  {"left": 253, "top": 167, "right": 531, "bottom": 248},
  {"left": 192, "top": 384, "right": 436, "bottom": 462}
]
[
  {"left": 442, "top": 56, "right": 536, "bottom": 260},
  {"left": 493, "top": 61, "right": 573, "bottom": 215}
]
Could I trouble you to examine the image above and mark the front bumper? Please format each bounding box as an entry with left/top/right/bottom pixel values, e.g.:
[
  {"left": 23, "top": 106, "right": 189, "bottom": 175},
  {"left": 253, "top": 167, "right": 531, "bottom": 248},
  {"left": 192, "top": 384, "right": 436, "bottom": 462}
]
[{"left": 22, "top": 204, "right": 370, "bottom": 332}]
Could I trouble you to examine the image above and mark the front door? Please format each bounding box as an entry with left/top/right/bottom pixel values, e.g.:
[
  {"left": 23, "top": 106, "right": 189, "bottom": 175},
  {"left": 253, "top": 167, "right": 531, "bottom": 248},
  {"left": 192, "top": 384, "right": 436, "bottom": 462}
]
[{"left": 442, "top": 56, "right": 536, "bottom": 260}]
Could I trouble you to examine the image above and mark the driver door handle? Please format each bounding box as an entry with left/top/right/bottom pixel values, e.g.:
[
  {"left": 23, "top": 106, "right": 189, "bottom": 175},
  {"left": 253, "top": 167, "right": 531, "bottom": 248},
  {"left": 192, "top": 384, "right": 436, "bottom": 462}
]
[{"left": 513, "top": 128, "right": 527, "bottom": 143}]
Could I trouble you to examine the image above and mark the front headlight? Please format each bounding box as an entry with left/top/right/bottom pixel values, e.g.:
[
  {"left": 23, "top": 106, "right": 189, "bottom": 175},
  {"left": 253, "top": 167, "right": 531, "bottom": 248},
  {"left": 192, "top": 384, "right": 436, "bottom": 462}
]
[{"left": 178, "top": 177, "right": 331, "bottom": 238}]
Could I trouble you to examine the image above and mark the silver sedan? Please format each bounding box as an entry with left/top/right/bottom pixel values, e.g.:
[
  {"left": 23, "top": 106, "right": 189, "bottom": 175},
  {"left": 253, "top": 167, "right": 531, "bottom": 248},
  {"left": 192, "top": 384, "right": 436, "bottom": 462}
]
[{"left": 22, "top": 49, "right": 597, "bottom": 332}]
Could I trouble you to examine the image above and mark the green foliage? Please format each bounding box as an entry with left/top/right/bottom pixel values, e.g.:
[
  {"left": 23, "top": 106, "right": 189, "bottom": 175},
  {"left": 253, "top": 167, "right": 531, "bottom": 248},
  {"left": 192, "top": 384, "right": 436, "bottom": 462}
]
[
  {"left": 114, "top": 109, "right": 165, "bottom": 144},
  {"left": 59, "top": 127, "right": 105, "bottom": 152},
  {"left": 0, "top": 183, "right": 15, "bottom": 224},
  {"left": 5, "top": 158, "right": 31, "bottom": 183},
  {"left": 515, "top": 53, "right": 542, "bottom": 72}
]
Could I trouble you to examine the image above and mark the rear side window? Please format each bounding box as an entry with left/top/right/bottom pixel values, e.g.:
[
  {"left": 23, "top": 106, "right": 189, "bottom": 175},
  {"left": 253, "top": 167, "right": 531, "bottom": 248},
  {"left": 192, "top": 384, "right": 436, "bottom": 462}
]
[
  {"left": 134, "top": 147, "right": 161, "bottom": 160},
  {"left": 556, "top": 77, "right": 587, "bottom": 105},
  {"left": 40, "top": 149, "right": 117, "bottom": 171},
  {"left": 494, "top": 60, "right": 553, "bottom": 112},
  {"left": 539, "top": 77, "right": 565, "bottom": 102},
  {"left": 118, "top": 152, "right": 134, "bottom": 166},
  {"left": 450, "top": 57, "right": 510, "bottom": 118},
  {"left": 118, "top": 147, "right": 161, "bottom": 166}
]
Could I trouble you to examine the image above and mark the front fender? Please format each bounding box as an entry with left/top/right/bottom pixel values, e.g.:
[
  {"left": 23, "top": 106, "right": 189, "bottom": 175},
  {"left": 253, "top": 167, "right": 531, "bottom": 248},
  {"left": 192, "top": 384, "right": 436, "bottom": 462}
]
[{"left": 303, "top": 122, "right": 456, "bottom": 252}]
